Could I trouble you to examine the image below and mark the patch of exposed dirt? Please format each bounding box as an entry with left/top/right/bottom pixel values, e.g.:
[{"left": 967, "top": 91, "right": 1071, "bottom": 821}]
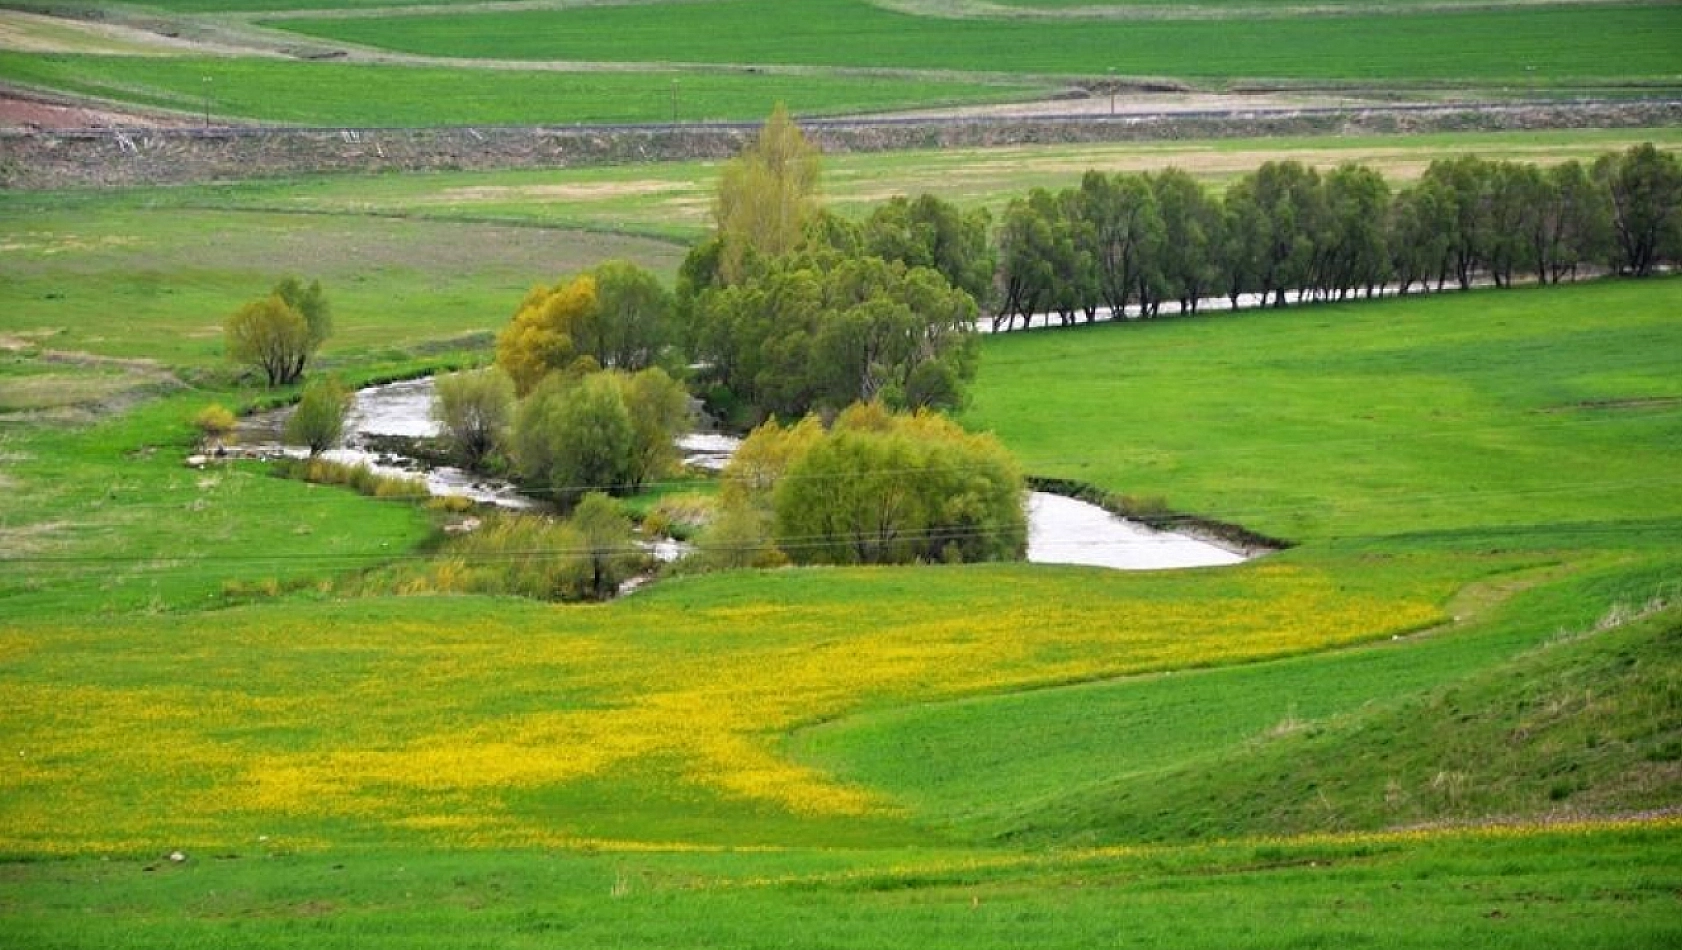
[
  {"left": 0, "top": 90, "right": 199, "bottom": 130},
  {"left": 0, "top": 520, "right": 73, "bottom": 558}
]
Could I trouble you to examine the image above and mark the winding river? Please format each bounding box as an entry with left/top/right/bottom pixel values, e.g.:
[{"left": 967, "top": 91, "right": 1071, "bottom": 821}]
[{"left": 241, "top": 377, "right": 1247, "bottom": 572}]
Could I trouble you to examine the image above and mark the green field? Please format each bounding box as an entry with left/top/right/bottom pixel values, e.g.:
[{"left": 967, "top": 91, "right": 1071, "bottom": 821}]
[
  {"left": 272, "top": 0, "right": 1682, "bottom": 83},
  {"left": 2, "top": 134, "right": 1680, "bottom": 944},
  {"left": 3, "top": 0, "right": 1678, "bottom": 127},
  {"left": 0, "top": 52, "right": 1046, "bottom": 126}
]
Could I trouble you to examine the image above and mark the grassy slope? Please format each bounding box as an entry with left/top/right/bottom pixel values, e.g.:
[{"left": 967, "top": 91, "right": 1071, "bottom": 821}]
[
  {"left": 273, "top": 0, "right": 1682, "bottom": 82},
  {"left": 795, "top": 566, "right": 1682, "bottom": 843}
]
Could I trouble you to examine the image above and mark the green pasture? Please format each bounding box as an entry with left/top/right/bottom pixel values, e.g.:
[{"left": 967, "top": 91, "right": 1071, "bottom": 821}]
[
  {"left": 965, "top": 279, "right": 1682, "bottom": 542},
  {"left": 272, "top": 0, "right": 1682, "bottom": 84},
  {"left": 3, "top": 826, "right": 1678, "bottom": 949},
  {"left": 0, "top": 52, "right": 1045, "bottom": 126},
  {"left": 0, "top": 202, "right": 685, "bottom": 364},
  {"left": 3, "top": 144, "right": 1680, "bottom": 945}
]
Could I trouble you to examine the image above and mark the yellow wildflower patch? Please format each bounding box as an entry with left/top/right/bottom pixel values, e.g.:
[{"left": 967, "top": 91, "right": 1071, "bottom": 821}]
[{"left": 0, "top": 563, "right": 1447, "bottom": 854}]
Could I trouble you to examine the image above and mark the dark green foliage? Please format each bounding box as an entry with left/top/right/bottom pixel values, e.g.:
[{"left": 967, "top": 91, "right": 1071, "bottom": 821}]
[
  {"left": 284, "top": 376, "right": 351, "bottom": 456},
  {"left": 1594, "top": 143, "right": 1682, "bottom": 277},
  {"left": 986, "top": 144, "right": 1680, "bottom": 329},
  {"left": 580, "top": 260, "right": 680, "bottom": 372},
  {"left": 694, "top": 251, "right": 979, "bottom": 418},
  {"left": 863, "top": 194, "right": 995, "bottom": 309}
]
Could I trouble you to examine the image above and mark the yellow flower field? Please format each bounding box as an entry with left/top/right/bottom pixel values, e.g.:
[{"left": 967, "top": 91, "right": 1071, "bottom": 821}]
[{"left": 0, "top": 561, "right": 1447, "bottom": 855}]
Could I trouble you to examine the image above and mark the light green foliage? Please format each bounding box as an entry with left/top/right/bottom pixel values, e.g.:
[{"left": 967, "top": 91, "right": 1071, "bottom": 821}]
[
  {"left": 190, "top": 402, "right": 236, "bottom": 442},
  {"left": 618, "top": 366, "right": 692, "bottom": 491},
  {"left": 717, "top": 414, "right": 828, "bottom": 512},
  {"left": 364, "top": 510, "right": 637, "bottom": 603},
  {"left": 570, "top": 491, "right": 641, "bottom": 600},
  {"left": 223, "top": 294, "right": 311, "bottom": 387},
  {"left": 693, "top": 501, "right": 785, "bottom": 572},
  {"left": 272, "top": 275, "right": 332, "bottom": 349},
  {"left": 284, "top": 375, "right": 351, "bottom": 455},
  {"left": 715, "top": 104, "right": 822, "bottom": 283},
  {"left": 432, "top": 366, "right": 515, "bottom": 467},
  {"left": 764, "top": 404, "right": 1025, "bottom": 566},
  {"left": 221, "top": 277, "right": 332, "bottom": 386},
  {"left": 513, "top": 370, "right": 636, "bottom": 506}
]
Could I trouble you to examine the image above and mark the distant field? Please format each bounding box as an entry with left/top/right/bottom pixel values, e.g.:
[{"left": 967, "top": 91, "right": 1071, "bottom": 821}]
[
  {"left": 272, "top": 0, "right": 1682, "bottom": 83},
  {"left": 0, "top": 52, "right": 1043, "bottom": 126},
  {"left": 10, "top": 127, "right": 1659, "bottom": 244}
]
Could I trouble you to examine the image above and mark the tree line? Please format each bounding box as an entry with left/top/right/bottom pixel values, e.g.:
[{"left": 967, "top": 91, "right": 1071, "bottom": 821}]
[{"left": 991, "top": 144, "right": 1681, "bottom": 330}]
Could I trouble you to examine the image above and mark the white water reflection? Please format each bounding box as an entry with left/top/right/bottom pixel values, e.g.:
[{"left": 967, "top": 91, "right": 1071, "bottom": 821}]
[{"left": 1026, "top": 491, "right": 1244, "bottom": 570}]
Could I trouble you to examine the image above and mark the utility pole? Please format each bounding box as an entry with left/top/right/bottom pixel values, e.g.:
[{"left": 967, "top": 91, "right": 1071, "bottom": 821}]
[
  {"left": 1107, "top": 67, "right": 1115, "bottom": 116},
  {"left": 202, "top": 76, "right": 211, "bottom": 127},
  {"left": 670, "top": 80, "right": 679, "bottom": 124}
]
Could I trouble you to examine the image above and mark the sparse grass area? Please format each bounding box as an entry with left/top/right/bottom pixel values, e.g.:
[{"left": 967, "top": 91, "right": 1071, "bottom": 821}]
[{"left": 0, "top": 202, "right": 685, "bottom": 365}]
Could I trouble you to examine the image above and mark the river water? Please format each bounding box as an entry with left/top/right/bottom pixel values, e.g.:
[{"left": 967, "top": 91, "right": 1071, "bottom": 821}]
[{"left": 241, "top": 377, "right": 1248, "bottom": 571}]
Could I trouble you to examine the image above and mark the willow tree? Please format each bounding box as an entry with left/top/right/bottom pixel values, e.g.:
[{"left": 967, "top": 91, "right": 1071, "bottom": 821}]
[
  {"left": 768, "top": 406, "right": 1025, "bottom": 566},
  {"left": 225, "top": 295, "right": 313, "bottom": 387},
  {"left": 714, "top": 103, "right": 822, "bottom": 283}
]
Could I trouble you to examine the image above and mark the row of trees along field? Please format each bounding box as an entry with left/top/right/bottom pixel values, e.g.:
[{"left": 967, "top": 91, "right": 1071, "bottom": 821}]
[{"left": 992, "top": 144, "right": 1682, "bottom": 330}]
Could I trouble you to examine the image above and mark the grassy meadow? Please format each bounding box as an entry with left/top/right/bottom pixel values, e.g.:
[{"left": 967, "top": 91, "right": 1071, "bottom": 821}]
[{"left": 3, "top": 129, "right": 1681, "bottom": 944}]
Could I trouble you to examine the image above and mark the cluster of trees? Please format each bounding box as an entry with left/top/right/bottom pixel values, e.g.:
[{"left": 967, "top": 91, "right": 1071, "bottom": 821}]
[
  {"left": 508, "top": 365, "right": 689, "bottom": 507},
  {"left": 495, "top": 260, "right": 679, "bottom": 395},
  {"left": 699, "top": 403, "right": 1025, "bottom": 568},
  {"left": 426, "top": 263, "right": 692, "bottom": 509},
  {"left": 992, "top": 144, "right": 1682, "bottom": 329},
  {"left": 680, "top": 106, "right": 987, "bottom": 421},
  {"left": 224, "top": 277, "right": 333, "bottom": 386}
]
